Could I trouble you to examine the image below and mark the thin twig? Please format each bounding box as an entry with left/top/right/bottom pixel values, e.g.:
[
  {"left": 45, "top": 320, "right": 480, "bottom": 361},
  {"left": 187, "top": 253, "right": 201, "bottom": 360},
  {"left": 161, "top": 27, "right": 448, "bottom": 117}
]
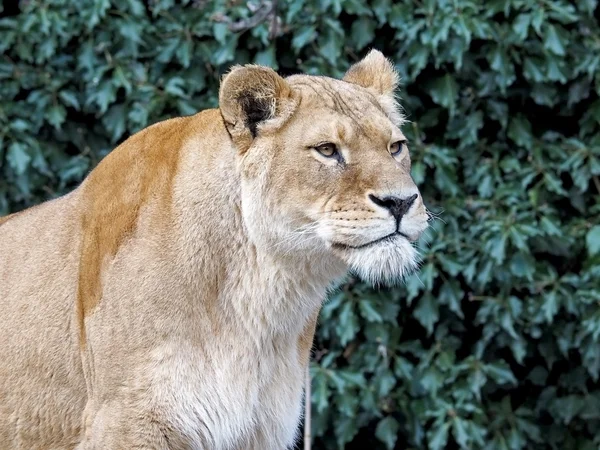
[
  {"left": 269, "top": 0, "right": 279, "bottom": 40},
  {"left": 212, "top": 1, "right": 276, "bottom": 33},
  {"left": 304, "top": 365, "right": 312, "bottom": 450}
]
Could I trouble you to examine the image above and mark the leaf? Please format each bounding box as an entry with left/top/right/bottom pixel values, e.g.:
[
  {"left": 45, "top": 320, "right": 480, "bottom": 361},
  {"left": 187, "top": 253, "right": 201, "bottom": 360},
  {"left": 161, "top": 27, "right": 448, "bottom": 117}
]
[
  {"left": 351, "top": 17, "right": 376, "bottom": 50},
  {"left": 512, "top": 14, "right": 530, "bottom": 41},
  {"left": 59, "top": 91, "right": 80, "bottom": 110},
  {"left": 358, "top": 299, "right": 383, "bottom": 323},
  {"left": 372, "top": 0, "right": 391, "bottom": 24},
  {"left": 45, "top": 104, "right": 66, "bottom": 130},
  {"left": 254, "top": 46, "right": 277, "bottom": 69},
  {"left": 376, "top": 369, "right": 396, "bottom": 397},
  {"left": 102, "top": 104, "right": 127, "bottom": 143},
  {"left": 554, "top": 395, "right": 585, "bottom": 424},
  {"left": 428, "top": 422, "right": 450, "bottom": 450},
  {"left": 339, "top": 370, "right": 366, "bottom": 388},
  {"left": 413, "top": 295, "right": 439, "bottom": 335},
  {"left": 334, "top": 415, "right": 359, "bottom": 448},
  {"left": 375, "top": 416, "right": 399, "bottom": 450},
  {"left": 7, "top": 143, "right": 31, "bottom": 175},
  {"left": 320, "top": 28, "right": 342, "bottom": 65},
  {"left": 164, "top": 77, "right": 186, "bottom": 98},
  {"left": 212, "top": 36, "right": 238, "bottom": 65},
  {"left": 542, "top": 291, "right": 559, "bottom": 323},
  {"left": 452, "top": 417, "right": 469, "bottom": 448},
  {"left": 438, "top": 281, "right": 464, "bottom": 319},
  {"left": 586, "top": 226, "right": 600, "bottom": 256},
  {"left": 336, "top": 302, "right": 359, "bottom": 346},
  {"left": 508, "top": 116, "right": 533, "bottom": 149},
  {"left": 394, "top": 356, "right": 414, "bottom": 380},
  {"left": 292, "top": 26, "right": 316, "bottom": 51},
  {"left": 485, "top": 362, "right": 517, "bottom": 385},
  {"left": 213, "top": 22, "right": 228, "bottom": 45},
  {"left": 489, "top": 235, "right": 507, "bottom": 264},
  {"left": 428, "top": 74, "right": 458, "bottom": 112},
  {"left": 311, "top": 371, "right": 329, "bottom": 414},
  {"left": 544, "top": 24, "right": 566, "bottom": 56},
  {"left": 119, "top": 19, "right": 143, "bottom": 44},
  {"left": 531, "top": 8, "right": 545, "bottom": 33}
]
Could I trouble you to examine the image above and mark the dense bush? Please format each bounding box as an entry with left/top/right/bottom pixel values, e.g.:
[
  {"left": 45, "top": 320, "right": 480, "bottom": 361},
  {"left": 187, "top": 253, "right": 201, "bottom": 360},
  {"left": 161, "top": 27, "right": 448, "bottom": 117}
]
[{"left": 1, "top": 0, "right": 600, "bottom": 448}]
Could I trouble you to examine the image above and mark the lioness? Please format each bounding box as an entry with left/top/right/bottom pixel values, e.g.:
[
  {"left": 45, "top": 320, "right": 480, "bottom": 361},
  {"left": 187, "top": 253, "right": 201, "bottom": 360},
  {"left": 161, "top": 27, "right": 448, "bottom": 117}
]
[{"left": 0, "top": 50, "right": 428, "bottom": 449}]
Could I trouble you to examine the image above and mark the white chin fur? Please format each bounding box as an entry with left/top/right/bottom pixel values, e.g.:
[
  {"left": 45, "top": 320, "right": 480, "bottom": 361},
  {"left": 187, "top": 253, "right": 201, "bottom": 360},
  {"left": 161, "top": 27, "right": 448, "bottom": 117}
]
[{"left": 341, "top": 237, "right": 419, "bottom": 285}]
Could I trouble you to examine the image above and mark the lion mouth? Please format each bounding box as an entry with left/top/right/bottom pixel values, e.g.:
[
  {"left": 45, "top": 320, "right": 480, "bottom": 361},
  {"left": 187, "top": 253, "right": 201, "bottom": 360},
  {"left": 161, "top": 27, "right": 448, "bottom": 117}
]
[{"left": 331, "top": 231, "right": 410, "bottom": 250}]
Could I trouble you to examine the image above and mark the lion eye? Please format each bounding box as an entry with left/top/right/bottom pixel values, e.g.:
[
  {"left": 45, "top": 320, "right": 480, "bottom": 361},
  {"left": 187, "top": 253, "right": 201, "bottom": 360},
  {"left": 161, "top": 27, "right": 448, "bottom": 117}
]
[
  {"left": 314, "top": 143, "right": 338, "bottom": 158},
  {"left": 390, "top": 140, "right": 406, "bottom": 157}
]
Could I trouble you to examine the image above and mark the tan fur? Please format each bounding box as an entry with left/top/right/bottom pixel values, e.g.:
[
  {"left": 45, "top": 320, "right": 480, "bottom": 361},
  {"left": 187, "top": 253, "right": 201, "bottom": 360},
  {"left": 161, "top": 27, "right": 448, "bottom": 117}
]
[
  {"left": 77, "top": 118, "right": 187, "bottom": 346},
  {"left": 0, "top": 50, "right": 428, "bottom": 449}
]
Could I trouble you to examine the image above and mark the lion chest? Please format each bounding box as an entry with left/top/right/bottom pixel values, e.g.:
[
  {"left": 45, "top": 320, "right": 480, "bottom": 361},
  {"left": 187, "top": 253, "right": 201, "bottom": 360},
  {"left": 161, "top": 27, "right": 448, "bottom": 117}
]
[{"left": 146, "top": 337, "right": 306, "bottom": 449}]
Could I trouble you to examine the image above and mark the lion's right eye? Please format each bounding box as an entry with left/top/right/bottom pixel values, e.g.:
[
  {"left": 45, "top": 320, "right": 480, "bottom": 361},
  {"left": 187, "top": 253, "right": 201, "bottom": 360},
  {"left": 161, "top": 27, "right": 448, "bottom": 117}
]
[{"left": 314, "top": 143, "right": 338, "bottom": 158}]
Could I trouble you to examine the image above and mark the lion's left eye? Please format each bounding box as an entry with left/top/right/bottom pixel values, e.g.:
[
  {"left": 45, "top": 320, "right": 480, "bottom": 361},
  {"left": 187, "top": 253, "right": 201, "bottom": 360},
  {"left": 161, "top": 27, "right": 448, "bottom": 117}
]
[
  {"left": 390, "top": 140, "right": 406, "bottom": 157},
  {"left": 314, "top": 143, "right": 339, "bottom": 158}
]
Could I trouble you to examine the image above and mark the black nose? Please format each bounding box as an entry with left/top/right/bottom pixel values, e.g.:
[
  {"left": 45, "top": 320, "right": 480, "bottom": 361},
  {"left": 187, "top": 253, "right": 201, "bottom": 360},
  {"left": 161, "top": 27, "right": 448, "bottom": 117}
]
[{"left": 369, "top": 193, "right": 418, "bottom": 222}]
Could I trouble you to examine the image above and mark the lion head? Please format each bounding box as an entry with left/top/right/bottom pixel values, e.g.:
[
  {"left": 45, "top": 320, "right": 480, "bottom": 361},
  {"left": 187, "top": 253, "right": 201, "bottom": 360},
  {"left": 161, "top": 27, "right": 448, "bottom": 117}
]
[{"left": 219, "top": 50, "right": 429, "bottom": 284}]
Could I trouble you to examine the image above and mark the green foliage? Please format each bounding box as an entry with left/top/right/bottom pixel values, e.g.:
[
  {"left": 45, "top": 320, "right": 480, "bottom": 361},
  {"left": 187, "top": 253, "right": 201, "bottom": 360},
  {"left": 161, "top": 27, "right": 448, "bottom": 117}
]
[{"left": 1, "top": 0, "right": 600, "bottom": 449}]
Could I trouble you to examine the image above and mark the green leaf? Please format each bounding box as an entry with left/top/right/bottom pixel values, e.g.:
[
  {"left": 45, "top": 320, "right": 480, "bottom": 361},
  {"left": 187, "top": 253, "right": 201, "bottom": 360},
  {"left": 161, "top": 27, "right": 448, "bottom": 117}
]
[
  {"left": 485, "top": 362, "right": 517, "bottom": 385},
  {"left": 59, "top": 91, "right": 80, "bottom": 110},
  {"left": 372, "top": 0, "right": 391, "bottom": 24},
  {"left": 254, "top": 46, "right": 277, "bottom": 69},
  {"left": 413, "top": 295, "right": 439, "bottom": 335},
  {"left": 7, "top": 143, "right": 31, "bottom": 175},
  {"left": 102, "top": 104, "right": 127, "bottom": 143},
  {"left": 334, "top": 415, "right": 359, "bottom": 448},
  {"left": 428, "top": 422, "right": 450, "bottom": 450},
  {"left": 489, "top": 235, "right": 507, "bottom": 264},
  {"left": 428, "top": 74, "right": 458, "bottom": 112},
  {"left": 542, "top": 291, "right": 559, "bottom": 323},
  {"left": 165, "top": 77, "right": 186, "bottom": 98},
  {"left": 337, "top": 370, "right": 366, "bottom": 387},
  {"left": 358, "top": 299, "right": 383, "bottom": 322},
  {"left": 45, "top": 104, "right": 66, "bottom": 130},
  {"left": 543, "top": 24, "right": 566, "bottom": 56},
  {"left": 394, "top": 356, "right": 414, "bottom": 380},
  {"left": 213, "top": 23, "right": 228, "bottom": 45},
  {"left": 375, "top": 416, "right": 399, "bottom": 450},
  {"left": 508, "top": 115, "right": 533, "bottom": 149},
  {"left": 512, "top": 14, "right": 530, "bottom": 41},
  {"left": 452, "top": 417, "right": 469, "bottom": 448},
  {"left": 312, "top": 371, "right": 329, "bottom": 414},
  {"left": 336, "top": 302, "right": 359, "bottom": 346},
  {"left": 292, "top": 26, "right": 316, "bottom": 51},
  {"left": 351, "top": 17, "right": 376, "bottom": 50},
  {"left": 586, "top": 226, "right": 600, "bottom": 255},
  {"left": 320, "top": 28, "right": 342, "bottom": 65},
  {"left": 376, "top": 369, "right": 396, "bottom": 396},
  {"left": 439, "top": 281, "right": 464, "bottom": 319}
]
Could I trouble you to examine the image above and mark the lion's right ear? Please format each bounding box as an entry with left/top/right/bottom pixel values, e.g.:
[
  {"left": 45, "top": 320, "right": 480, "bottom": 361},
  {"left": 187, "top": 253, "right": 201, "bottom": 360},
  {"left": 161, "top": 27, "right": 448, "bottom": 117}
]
[{"left": 219, "top": 65, "right": 296, "bottom": 152}]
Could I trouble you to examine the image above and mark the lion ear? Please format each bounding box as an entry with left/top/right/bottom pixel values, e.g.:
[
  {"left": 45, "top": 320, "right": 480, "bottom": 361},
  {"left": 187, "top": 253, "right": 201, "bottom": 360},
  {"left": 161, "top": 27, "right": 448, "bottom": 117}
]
[
  {"left": 343, "top": 49, "right": 403, "bottom": 125},
  {"left": 219, "top": 65, "right": 296, "bottom": 151}
]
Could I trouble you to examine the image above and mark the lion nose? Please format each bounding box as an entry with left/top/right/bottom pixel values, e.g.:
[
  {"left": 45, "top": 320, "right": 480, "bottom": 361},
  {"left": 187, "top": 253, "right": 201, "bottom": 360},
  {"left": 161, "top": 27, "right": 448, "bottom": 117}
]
[{"left": 369, "top": 193, "right": 418, "bottom": 223}]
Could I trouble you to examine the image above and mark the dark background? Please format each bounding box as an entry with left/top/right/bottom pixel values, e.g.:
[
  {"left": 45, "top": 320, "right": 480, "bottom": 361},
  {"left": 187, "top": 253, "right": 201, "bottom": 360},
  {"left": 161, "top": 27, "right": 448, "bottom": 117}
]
[{"left": 1, "top": 0, "right": 599, "bottom": 448}]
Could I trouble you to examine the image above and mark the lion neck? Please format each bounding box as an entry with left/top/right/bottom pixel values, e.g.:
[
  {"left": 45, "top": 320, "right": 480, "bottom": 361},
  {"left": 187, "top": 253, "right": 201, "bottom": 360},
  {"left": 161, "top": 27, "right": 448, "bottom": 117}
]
[{"left": 173, "top": 110, "right": 347, "bottom": 341}]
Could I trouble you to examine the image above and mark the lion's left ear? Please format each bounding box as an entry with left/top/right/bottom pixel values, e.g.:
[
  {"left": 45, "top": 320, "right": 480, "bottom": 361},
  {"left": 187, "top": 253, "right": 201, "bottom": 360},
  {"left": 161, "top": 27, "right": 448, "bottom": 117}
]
[
  {"left": 343, "top": 49, "right": 403, "bottom": 125},
  {"left": 219, "top": 64, "right": 297, "bottom": 152}
]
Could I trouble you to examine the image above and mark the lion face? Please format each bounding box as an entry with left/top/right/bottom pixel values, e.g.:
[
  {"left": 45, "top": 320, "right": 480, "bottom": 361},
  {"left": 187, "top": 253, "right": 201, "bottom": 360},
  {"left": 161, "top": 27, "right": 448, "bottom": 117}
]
[{"left": 220, "top": 50, "right": 428, "bottom": 284}]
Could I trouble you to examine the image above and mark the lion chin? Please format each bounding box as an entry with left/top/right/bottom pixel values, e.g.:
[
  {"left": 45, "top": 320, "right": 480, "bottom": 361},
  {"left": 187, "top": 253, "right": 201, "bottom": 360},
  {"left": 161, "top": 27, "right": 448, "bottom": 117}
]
[{"left": 332, "top": 236, "right": 420, "bottom": 286}]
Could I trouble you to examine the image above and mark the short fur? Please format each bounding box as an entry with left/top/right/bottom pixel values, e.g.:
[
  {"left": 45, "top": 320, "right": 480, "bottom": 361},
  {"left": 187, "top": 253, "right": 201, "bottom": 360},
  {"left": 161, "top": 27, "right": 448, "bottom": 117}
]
[{"left": 0, "top": 50, "right": 428, "bottom": 449}]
